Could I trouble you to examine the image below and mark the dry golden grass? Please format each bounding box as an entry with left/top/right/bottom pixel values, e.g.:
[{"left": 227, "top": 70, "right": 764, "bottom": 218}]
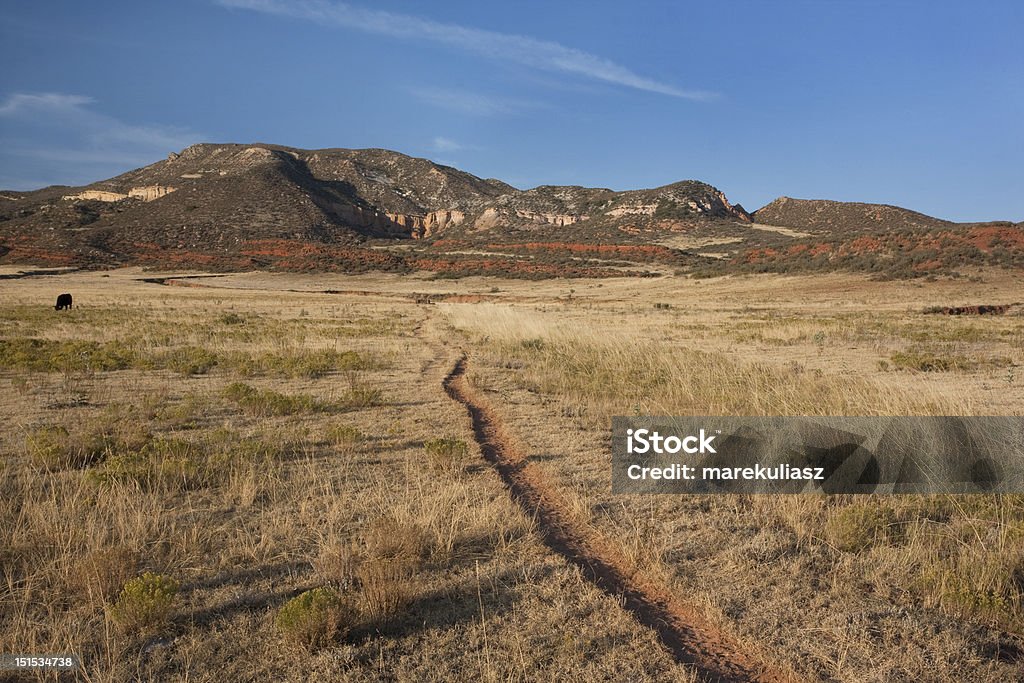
[
  {"left": 437, "top": 272, "right": 1024, "bottom": 682},
  {"left": 0, "top": 269, "right": 698, "bottom": 682},
  {"left": 2, "top": 267, "right": 1022, "bottom": 681}
]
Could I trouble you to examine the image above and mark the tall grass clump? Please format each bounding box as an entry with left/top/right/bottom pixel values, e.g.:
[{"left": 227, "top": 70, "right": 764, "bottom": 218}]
[{"left": 355, "top": 517, "right": 428, "bottom": 619}]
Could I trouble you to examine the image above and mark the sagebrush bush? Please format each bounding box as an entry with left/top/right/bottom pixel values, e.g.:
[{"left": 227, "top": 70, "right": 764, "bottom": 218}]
[
  {"left": 219, "top": 312, "right": 245, "bottom": 325},
  {"left": 341, "top": 384, "right": 383, "bottom": 409},
  {"left": 224, "top": 349, "right": 378, "bottom": 379},
  {"left": 109, "top": 572, "right": 179, "bottom": 635},
  {"left": 157, "top": 346, "right": 220, "bottom": 376},
  {"left": 0, "top": 337, "right": 137, "bottom": 373},
  {"left": 88, "top": 436, "right": 206, "bottom": 491},
  {"left": 424, "top": 437, "right": 470, "bottom": 475},
  {"left": 276, "top": 587, "right": 352, "bottom": 650},
  {"left": 25, "top": 411, "right": 149, "bottom": 471},
  {"left": 223, "top": 382, "right": 328, "bottom": 416}
]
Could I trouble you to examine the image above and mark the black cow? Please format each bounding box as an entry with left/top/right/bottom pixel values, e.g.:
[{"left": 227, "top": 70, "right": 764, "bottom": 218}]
[{"left": 54, "top": 293, "right": 73, "bottom": 311}]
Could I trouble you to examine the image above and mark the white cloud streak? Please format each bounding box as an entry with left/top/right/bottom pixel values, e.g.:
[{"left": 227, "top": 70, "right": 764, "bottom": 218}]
[
  {"left": 0, "top": 92, "right": 96, "bottom": 115},
  {"left": 217, "top": 0, "right": 715, "bottom": 100}
]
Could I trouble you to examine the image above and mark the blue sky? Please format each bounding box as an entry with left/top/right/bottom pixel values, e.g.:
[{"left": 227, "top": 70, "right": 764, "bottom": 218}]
[{"left": 1, "top": 0, "right": 1021, "bottom": 220}]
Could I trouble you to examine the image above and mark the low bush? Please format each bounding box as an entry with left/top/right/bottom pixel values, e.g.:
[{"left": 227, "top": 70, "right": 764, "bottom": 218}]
[
  {"left": 223, "top": 382, "right": 330, "bottom": 416},
  {"left": 156, "top": 346, "right": 220, "bottom": 376},
  {"left": 424, "top": 437, "right": 470, "bottom": 475},
  {"left": 25, "top": 412, "right": 150, "bottom": 471},
  {"left": 276, "top": 587, "right": 353, "bottom": 650},
  {"left": 225, "top": 349, "right": 379, "bottom": 379},
  {"left": 109, "top": 572, "right": 179, "bottom": 635},
  {"left": 0, "top": 337, "right": 137, "bottom": 373}
]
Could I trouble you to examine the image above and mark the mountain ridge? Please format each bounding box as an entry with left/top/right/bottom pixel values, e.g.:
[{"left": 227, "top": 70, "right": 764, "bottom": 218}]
[{"left": 1, "top": 143, "right": 1022, "bottom": 278}]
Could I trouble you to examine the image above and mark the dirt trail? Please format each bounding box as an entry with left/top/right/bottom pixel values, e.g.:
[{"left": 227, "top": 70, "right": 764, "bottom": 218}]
[{"left": 442, "top": 354, "right": 795, "bottom": 683}]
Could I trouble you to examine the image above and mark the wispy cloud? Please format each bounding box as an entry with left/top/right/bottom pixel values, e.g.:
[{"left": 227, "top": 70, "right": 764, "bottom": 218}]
[
  {"left": 217, "top": 0, "right": 715, "bottom": 100},
  {"left": 0, "top": 92, "right": 95, "bottom": 115},
  {"left": 0, "top": 92, "right": 203, "bottom": 189},
  {"left": 430, "top": 137, "right": 465, "bottom": 153},
  {"left": 407, "top": 86, "right": 543, "bottom": 117}
]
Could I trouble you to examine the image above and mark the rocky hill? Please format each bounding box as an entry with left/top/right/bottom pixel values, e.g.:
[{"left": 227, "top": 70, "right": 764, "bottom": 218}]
[
  {"left": 0, "top": 143, "right": 748, "bottom": 266},
  {"left": 752, "top": 196, "right": 951, "bottom": 233},
  {"left": 1, "top": 144, "right": 1021, "bottom": 278}
]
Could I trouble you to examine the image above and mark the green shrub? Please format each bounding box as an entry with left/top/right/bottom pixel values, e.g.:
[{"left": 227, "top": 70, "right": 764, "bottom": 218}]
[
  {"left": 88, "top": 437, "right": 206, "bottom": 490},
  {"left": 889, "top": 350, "right": 966, "bottom": 372},
  {"left": 109, "top": 572, "right": 179, "bottom": 635},
  {"left": 24, "top": 413, "right": 147, "bottom": 471},
  {"left": 341, "top": 384, "right": 383, "bottom": 409},
  {"left": 424, "top": 437, "right": 470, "bottom": 475},
  {"left": 918, "top": 552, "right": 1024, "bottom": 628},
  {"left": 25, "top": 425, "right": 78, "bottom": 470},
  {"left": 154, "top": 392, "right": 210, "bottom": 428},
  {"left": 223, "top": 382, "right": 329, "bottom": 416},
  {"left": 276, "top": 587, "right": 352, "bottom": 650},
  {"left": 224, "top": 349, "right": 379, "bottom": 379},
  {"left": 157, "top": 346, "right": 220, "bottom": 376},
  {"left": 0, "top": 338, "right": 137, "bottom": 372}
]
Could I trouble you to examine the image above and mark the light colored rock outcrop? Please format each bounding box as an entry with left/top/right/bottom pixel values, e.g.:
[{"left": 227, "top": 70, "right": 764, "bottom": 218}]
[
  {"left": 128, "top": 185, "right": 176, "bottom": 201},
  {"left": 333, "top": 207, "right": 466, "bottom": 239},
  {"left": 474, "top": 207, "right": 584, "bottom": 230},
  {"left": 62, "top": 190, "right": 128, "bottom": 202},
  {"left": 513, "top": 210, "right": 586, "bottom": 226},
  {"left": 63, "top": 185, "right": 176, "bottom": 203},
  {"left": 606, "top": 203, "right": 658, "bottom": 217},
  {"left": 422, "top": 209, "right": 465, "bottom": 237}
]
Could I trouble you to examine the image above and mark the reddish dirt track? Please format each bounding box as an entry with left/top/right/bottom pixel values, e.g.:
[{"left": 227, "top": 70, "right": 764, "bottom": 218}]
[{"left": 443, "top": 355, "right": 796, "bottom": 683}]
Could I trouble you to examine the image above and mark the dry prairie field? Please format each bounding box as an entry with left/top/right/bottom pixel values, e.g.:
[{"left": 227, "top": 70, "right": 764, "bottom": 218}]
[{"left": 1, "top": 267, "right": 1023, "bottom": 682}]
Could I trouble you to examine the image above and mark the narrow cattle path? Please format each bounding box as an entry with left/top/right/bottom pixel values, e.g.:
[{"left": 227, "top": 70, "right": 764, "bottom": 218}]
[{"left": 442, "top": 354, "right": 795, "bottom": 683}]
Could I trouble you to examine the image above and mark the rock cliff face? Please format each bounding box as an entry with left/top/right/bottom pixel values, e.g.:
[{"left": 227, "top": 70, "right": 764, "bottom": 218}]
[{"left": 62, "top": 185, "right": 176, "bottom": 203}]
